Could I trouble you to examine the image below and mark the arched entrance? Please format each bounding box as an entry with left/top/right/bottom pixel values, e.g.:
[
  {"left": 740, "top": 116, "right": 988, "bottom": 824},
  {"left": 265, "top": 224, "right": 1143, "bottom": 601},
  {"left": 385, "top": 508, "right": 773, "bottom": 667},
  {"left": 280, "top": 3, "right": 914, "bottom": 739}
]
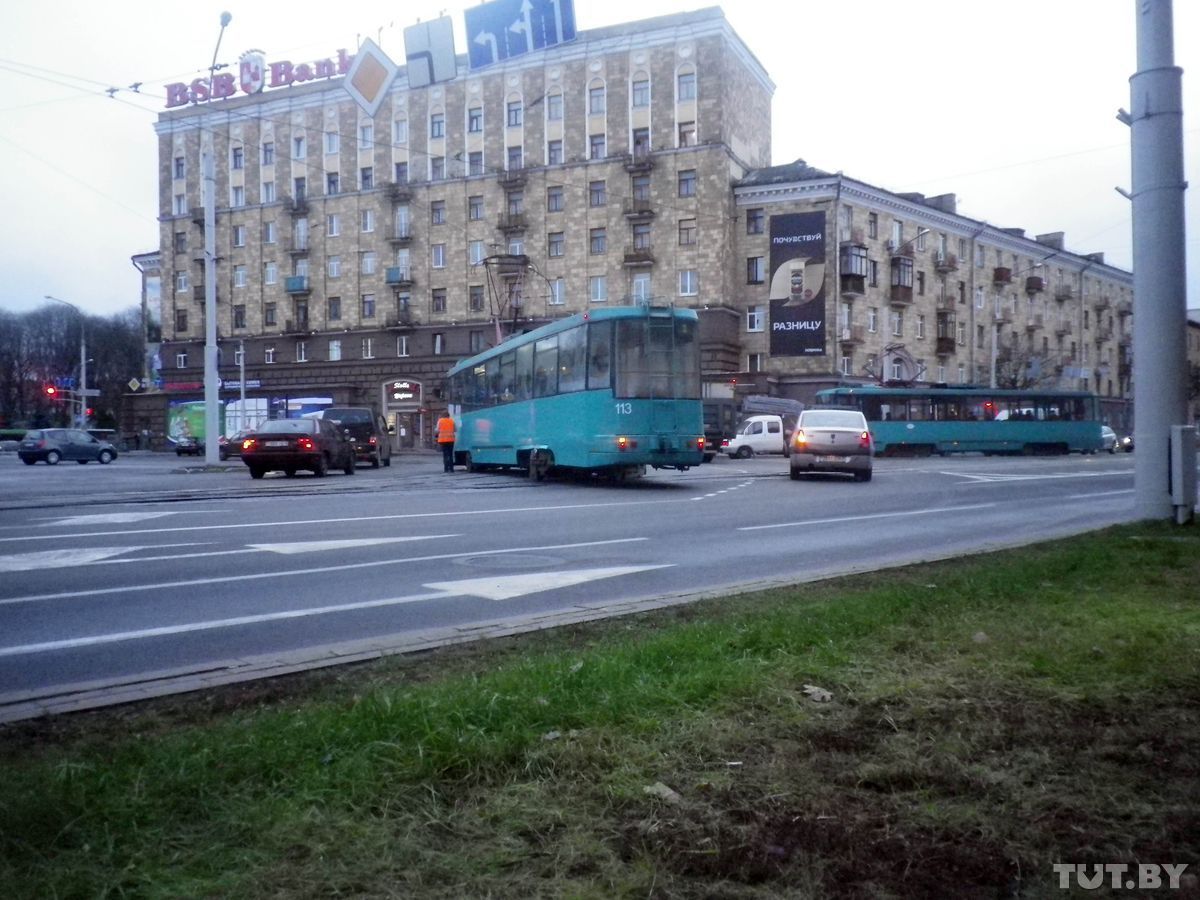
[{"left": 383, "top": 378, "right": 423, "bottom": 450}]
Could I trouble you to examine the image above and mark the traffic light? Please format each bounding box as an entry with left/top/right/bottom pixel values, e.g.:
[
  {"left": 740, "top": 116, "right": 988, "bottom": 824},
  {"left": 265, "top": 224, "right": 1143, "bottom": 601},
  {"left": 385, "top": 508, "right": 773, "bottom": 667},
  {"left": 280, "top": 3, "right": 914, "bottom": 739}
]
[{"left": 44, "top": 384, "right": 58, "bottom": 398}]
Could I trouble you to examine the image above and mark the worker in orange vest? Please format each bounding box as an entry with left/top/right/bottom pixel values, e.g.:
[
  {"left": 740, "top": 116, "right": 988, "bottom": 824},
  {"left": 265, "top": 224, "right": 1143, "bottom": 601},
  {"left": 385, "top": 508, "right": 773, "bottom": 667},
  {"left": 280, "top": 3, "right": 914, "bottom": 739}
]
[{"left": 436, "top": 412, "right": 456, "bottom": 473}]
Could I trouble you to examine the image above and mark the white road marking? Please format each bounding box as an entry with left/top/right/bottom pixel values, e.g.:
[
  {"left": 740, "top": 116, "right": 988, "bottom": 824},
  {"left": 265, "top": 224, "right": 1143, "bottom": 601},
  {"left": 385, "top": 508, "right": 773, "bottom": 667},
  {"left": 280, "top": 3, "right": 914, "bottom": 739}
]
[
  {"left": 0, "top": 564, "right": 672, "bottom": 658},
  {"left": 0, "top": 548, "right": 145, "bottom": 573},
  {"left": 738, "top": 503, "right": 996, "bottom": 531},
  {"left": 247, "top": 536, "right": 456, "bottom": 555},
  {"left": 0, "top": 537, "right": 649, "bottom": 607},
  {"left": 944, "top": 470, "right": 1120, "bottom": 483},
  {"left": 40, "top": 512, "right": 176, "bottom": 527}
]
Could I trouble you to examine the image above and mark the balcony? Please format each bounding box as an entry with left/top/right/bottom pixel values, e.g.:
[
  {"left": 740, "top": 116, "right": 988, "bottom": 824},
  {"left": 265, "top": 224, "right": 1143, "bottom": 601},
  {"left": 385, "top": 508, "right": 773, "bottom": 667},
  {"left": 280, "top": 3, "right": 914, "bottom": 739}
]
[
  {"left": 889, "top": 284, "right": 913, "bottom": 306},
  {"left": 1117, "top": 299, "right": 1133, "bottom": 317},
  {"left": 1025, "top": 314, "right": 1044, "bottom": 332},
  {"left": 1053, "top": 284, "right": 1073, "bottom": 302},
  {"left": 1095, "top": 326, "right": 1113, "bottom": 344},
  {"left": 386, "top": 225, "right": 413, "bottom": 246},
  {"left": 285, "top": 195, "right": 309, "bottom": 217},
  {"left": 623, "top": 244, "right": 655, "bottom": 268},
  {"left": 992, "top": 307, "right": 1012, "bottom": 325},
  {"left": 838, "top": 324, "right": 865, "bottom": 346},
  {"left": 192, "top": 285, "right": 208, "bottom": 302},
  {"left": 285, "top": 275, "right": 311, "bottom": 295},
  {"left": 1093, "top": 294, "right": 1111, "bottom": 312},
  {"left": 386, "top": 307, "right": 415, "bottom": 328},
  {"left": 283, "top": 317, "right": 309, "bottom": 333},
  {"left": 840, "top": 273, "right": 866, "bottom": 297},
  {"left": 492, "top": 253, "right": 530, "bottom": 276},
  {"left": 286, "top": 237, "right": 309, "bottom": 255},
  {"left": 936, "top": 336, "right": 957, "bottom": 356},
  {"left": 888, "top": 241, "right": 914, "bottom": 259},
  {"left": 993, "top": 266, "right": 1012, "bottom": 285},
  {"left": 497, "top": 212, "right": 527, "bottom": 233},
  {"left": 385, "top": 266, "right": 414, "bottom": 288},
  {"left": 623, "top": 150, "right": 655, "bottom": 173},
  {"left": 935, "top": 296, "right": 957, "bottom": 311},
  {"left": 497, "top": 168, "right": 528, "bottom": 188},
  {"left": 386, "top": 181, "right": 412, "bottom": 203},
  {"left": 623, "top": 199, "right": 655, "bottom": 221},
  {"left": 1025, "top": 276, "right": 1046, "bottom": 294},
  {"left": 933, "top": 252, "right": 958, "bottom": 274},
  {"left": 1055, "top": 321, "right": 1072, "bottom": 337}
]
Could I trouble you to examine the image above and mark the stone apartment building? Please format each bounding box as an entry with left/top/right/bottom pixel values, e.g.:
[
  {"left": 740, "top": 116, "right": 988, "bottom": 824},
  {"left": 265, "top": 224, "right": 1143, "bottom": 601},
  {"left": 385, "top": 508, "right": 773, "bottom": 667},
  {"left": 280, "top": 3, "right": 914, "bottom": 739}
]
[{"left": 132, "top": 5, "right": 1136, "bottom": 443}]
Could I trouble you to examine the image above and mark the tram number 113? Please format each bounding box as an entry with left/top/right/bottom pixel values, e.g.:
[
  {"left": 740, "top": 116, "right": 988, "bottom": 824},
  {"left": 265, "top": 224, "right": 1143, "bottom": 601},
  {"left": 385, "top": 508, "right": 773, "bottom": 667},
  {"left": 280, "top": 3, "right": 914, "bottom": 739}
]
[{"left": 615, "top": 402, "right": 633, "bottom": 415}]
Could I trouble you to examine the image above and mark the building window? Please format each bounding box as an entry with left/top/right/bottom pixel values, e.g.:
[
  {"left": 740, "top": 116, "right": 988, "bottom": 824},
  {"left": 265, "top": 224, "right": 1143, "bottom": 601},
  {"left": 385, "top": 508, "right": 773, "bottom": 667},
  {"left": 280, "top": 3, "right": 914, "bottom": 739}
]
[
  {"left": 917, "top": 314, "right": 926, "bottom": 339},
  {"left": 296, "top": 341, "right": 308, "bottom": 363},
  {"left": 173, "top": 156, "right": 185, "bottom": 179},
  {"left": 746, "top": 208, "right": 764, "bottom": 234},
  {"left": 362, "top": 337, "right": 374, "bottom": 359},
  {"left": 678, "top": 121, "right": 696, "bottom": 147},
  {"left": 265, "top": 303, "right": 276, "bottom": 326},
  {"left": 394, "top": 161, "right": 408, "bottom": 183},
  {"left": 590, "top": 228, "right": 607, "bottom": 255},
  {"left": 747, "top": 305, "right": 764, "bottom": 332},
  {"left": 175, "top": 271, "right": 189, "bottom": 292},
  {"left": 547, "top": 185, "right": 564, "bottom": 212},
  {"left": 263, "top": 221, "right": 276, "bottom": 244},
  {"left": 916, "top": 229, "right": 927, "bottom": 251},
  {"left": 360, "top": 167, "right": 373, "bottom": 190},
  {"left": 327, "top": 213, "right": 340, "bottom": 236},
  {"left": 432, "top": 288, "right": 447, "bottom": 313},
  {"left": 868, "top": 212, "right": 878, "bottom": 239},
  {"left": 328, "top": 256, "right": 341, "bottom": 278},
  {"left": 260, "top": 141, "right": 274, "bottom": 166},
  {"left": 868, "top": 307, "right": 878, "bottom": 333},
  {"left": 397, "top": 335, "right": 409, "bottom": 357},
  {"left": 233, "top": 264, "right": 247, "bottom": 287},
  {"left": 293, "top": 135, "right": 306, "bottom": 159},
  {"left": 678, "top": 169, "right": 696, "bottom": 197},
  {"left": 589, "top": 180, "right": 607, "bottom": 207},
  {"left": 328, "top": 339, "right": 341, "bottom": 361},
  {"left": 432, "top": 244, "right": 446, "bottom": 268},
  {"left": 433, "top": 333, "right": 445, "bottom": 355},
  {"left": 176, "top": 351, "right": 188, "bottom": 368},
  {"left": 231, "top": 146, "right": 244, "bottom": 169},
  {"left": 431, "top": 156, "right": 445, "bottom": 180},
  {"left": 632, "top": 78, "right": 650, "bottom": 107},
  {"left": 747, "top": 257, "right": 765, "bottom": 284},
  {"left": 429, "top": 112, "right": 445, "bottom": 139},
  {"left": 470, "top": 240, "right": 485, "bottom": 265},
  {"left": 326, "top": 172, "right": 339, "bottom": 195},
  {"left": 632, "top": 222, "right": 651, "bottom": 250},
  {"left": 469, "top": 284, "right": 485, "bottom": 312},
  {"left": 263, "top": 262, "right": 278, "bottom": 285},
  {"left": 233, "top": 305, "right": 246, "bottom": 329},
  {"left": 547, "top": 139, "right": 563, "bottom": 165},
  {"left": 294, "top": 177, "right": 306, "bottom": 200},
  {"left": 679, "top": 270, "right": 698, "bottom": 296},
  {"left": 677, "top": 70, "right": 696, "bottom": 101},
  {"left": 468, "top": 106, "right": 482, "bottom": 132},
  {"left": 891, "top": 309, "right": 903, "bottom": 336},
  {"left": 232, "top": 224, "right": 246, "bottom": 247},
  {"left": 468, "top": 152, "right": 483, "bottom": 176},
  {"left": 431, "top": 201, "right": 446, "bottom": 225},
  {"left": 589, "top": 275, "right": 607, "bottom": 302},
  {"left": 508, "top": 237, "right": 524, "bottom": 255},
  {"left": 361, "top": 209, "right": 375, "bottom": 233},
  {"left": 589, "top": 134, "right": 606, "bottom": 160},
  {"left": 262, "top": 181, "right": 276, "bottom": 203},
  {"left": 917, "top": 270, "right": 926, "bottom": 296},
  {"left": 264, "top": 346, "right": 275, "bottom": 364},
  {"left": 549, "top": 277, "right": 565, "bottom": 305},
  {"left": 507, "top": 101, "right": 523, "bottom": 127},
  {"left": 173, "top": 193, "right": 187, "bottom": 215},
  {"left": 589, "top": 86, "right": 605, "bottom": 115},
  {"left": 361, "top": 293, "right": 376, "bottom": 319},
  {"left": 507, "top": 146, "right": 523, "bottom": 170},
  {"left": 747, "top": 353, "right": 763, "bottom": 373},
  {"left": 548, "top": 232, "right": 565, "bottom": 257},
  {"left": 231, "top": 185, "right": 245, "bottom": 207},
  {"left": 957, "top": 321, "right": 967, "bottom": 344},
  {"left": 174, "top": 309, "right": 187, "bottom": 331},
  {"left": 547, "top": 93, "right": 563, "bottom": 120},
  {"left": 361, "top": 252, "right": 376, "bottom": 275},
  {"left": 325, "top": 131, "right": 339, "bottom": 154},
  {"left": 393, "top": 118, "right": 408, "bottom": 144},
  {"left": 868, "top": 259, "right": 879, "bottom": 287},
  {"left": 173, "top": 231, "right": 187, "bottom": 253},
  {"left": 359, "top": 123, "right": 373, "bottom": 150},
  {"left": 841, "top": 355, "right": 853, "bottom": 376},
  {"left": 329, "top": 296, "right": 341, "bottom": 320},
  {"left": 506, "top": 190, "right": 524, "bottom": 215},
  {"left": 469, "top": 195, "right": 484, "bottom": 220},
  {"left": 678, "top": 218, "right": 697, "bottom": 245}
]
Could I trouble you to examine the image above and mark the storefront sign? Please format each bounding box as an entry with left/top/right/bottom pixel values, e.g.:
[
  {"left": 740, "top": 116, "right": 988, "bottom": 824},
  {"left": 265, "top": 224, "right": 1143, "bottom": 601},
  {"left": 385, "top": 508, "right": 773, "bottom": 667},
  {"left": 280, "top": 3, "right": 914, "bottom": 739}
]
[
  {"left": 164, "top": 49, "right": 355, "bottom": 108},
  {"left": 389, "top": 380, "right": 422, "bottom": 403}
]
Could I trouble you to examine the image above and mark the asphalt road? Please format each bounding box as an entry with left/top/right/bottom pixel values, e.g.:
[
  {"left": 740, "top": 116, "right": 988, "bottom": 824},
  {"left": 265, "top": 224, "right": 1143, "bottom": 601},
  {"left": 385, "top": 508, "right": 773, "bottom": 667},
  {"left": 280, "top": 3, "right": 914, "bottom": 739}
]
[{"left": 0, "top": 448, "right": 1143, "bottom": 721}]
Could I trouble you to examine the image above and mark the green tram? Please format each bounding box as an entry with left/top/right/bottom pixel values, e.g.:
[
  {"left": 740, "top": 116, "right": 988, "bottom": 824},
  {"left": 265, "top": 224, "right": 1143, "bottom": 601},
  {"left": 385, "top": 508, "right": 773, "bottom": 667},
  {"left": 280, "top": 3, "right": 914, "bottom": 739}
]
[
  {"left": 816, "top": 386, "right": 1105, "bottom": 457},
  {"left": 446, "top": 305, "right": 705, "bottom": 479}
]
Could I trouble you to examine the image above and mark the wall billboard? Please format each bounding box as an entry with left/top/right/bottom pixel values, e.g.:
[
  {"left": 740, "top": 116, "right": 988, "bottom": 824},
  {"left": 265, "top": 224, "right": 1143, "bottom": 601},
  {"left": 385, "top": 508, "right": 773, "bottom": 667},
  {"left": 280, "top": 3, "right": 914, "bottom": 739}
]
[{"left": 768, "top": 212, "right": 827, "bottom": 357}]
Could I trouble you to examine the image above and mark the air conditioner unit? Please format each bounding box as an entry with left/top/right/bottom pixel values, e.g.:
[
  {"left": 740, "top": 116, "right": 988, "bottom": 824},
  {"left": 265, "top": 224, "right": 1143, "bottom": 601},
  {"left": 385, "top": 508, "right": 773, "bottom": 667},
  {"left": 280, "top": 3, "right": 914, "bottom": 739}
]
[{"left": 886, "top": 239, "right": 898, "bottom": 252}]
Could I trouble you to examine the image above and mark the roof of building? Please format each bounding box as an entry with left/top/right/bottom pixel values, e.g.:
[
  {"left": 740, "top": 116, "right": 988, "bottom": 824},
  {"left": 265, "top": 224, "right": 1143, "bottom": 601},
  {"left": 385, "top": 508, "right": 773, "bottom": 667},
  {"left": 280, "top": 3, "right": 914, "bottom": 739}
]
[{"left": 737, "top": 159, "right": 835, "bottom": 187}]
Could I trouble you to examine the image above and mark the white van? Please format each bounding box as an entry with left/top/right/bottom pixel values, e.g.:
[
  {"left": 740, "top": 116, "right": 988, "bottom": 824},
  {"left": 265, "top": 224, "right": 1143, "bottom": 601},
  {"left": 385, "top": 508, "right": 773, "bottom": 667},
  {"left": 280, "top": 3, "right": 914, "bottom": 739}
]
[{"left": 722, "top": 415, "right": 790, "bottom": 458}]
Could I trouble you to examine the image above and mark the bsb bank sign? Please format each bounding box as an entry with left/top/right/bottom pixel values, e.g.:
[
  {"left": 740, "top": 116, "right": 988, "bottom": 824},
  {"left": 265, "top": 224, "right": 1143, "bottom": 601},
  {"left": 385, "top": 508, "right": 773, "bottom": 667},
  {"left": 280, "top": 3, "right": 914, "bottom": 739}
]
[{"left": 164, "top": 49, "right": 355, "bottom": 107}]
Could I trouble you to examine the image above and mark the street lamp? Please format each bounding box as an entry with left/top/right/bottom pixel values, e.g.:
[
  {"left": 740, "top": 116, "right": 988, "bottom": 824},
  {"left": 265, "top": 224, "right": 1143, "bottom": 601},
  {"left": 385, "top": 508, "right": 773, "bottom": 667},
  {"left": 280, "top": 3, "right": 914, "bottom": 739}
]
[
  {"left": 202, "top": 11, "right": 233, "bottom": 464},
  {"left": 44, "top": 295, "right": 87, "bottom": 429}
]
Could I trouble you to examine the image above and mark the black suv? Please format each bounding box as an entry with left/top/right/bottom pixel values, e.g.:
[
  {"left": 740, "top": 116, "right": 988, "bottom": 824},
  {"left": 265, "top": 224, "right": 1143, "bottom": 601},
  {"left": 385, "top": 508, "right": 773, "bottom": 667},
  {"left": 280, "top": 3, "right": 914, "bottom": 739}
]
[{"left": 315, "top": 407, "right": 393, "bottom": 468}]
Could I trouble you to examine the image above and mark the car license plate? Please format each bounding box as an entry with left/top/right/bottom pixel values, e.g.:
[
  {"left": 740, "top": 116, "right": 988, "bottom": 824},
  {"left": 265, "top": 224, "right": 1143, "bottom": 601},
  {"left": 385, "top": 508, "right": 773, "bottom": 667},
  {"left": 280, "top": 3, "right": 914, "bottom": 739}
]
[
  {"left": 265, "top": 440, "right": 288, "bottom": 448},
  {"left": 816, "top": 455, "right": 850, "bottom": 464}
]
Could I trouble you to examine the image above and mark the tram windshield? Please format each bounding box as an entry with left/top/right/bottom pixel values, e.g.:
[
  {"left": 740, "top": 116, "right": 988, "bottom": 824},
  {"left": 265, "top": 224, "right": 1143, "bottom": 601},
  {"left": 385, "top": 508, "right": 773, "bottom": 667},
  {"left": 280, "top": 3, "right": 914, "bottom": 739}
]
[{"left": 614, "top": 316, "right": 701, "bottom": 399}]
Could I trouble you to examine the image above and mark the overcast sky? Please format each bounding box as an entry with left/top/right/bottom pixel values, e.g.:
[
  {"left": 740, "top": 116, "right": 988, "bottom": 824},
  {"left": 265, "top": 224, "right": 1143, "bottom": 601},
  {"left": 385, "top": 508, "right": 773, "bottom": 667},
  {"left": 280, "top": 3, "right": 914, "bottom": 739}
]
[{"left": 1, "top": 0, "right": 1195, "bottom": 319}]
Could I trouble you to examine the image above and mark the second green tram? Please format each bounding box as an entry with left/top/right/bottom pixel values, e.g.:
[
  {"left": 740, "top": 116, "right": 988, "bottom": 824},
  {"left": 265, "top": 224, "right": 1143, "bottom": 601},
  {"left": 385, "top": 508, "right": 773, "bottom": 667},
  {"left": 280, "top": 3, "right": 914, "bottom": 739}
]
[{"left": 446, "top": 305, "right": 706, "bottom": 478}]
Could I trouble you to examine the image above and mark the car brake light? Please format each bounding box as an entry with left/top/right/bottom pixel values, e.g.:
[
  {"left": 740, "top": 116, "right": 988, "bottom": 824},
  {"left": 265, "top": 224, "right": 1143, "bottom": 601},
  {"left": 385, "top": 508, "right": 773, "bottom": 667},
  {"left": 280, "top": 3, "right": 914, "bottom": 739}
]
[
  {"left": 793, "top": 429, "right": 808, "bottom": 449},
  {"left": 720, "top": 438, "right": 729, "bottom": 448},
  {"left": 368, "top": 436, "right": 377, "bottom": 446},
  {"left": 242, "top": 438, "right": 255, "bottom": 451},
  {"left": 697, "top": 436, "right": 706, "bottom": 451},
  {"left": 298, "top": 437, "right": 314, "bottom": 451},
  {"left": 859, "top": 431, "right": 872, "bottom": 449}
]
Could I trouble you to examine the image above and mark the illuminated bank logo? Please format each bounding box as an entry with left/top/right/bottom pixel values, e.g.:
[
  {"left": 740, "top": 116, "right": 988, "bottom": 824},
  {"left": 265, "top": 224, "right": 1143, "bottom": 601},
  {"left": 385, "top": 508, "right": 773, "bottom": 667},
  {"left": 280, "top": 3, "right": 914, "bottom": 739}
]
[{"left": 239, "top": 50, "right": 266, "bottom": 95}]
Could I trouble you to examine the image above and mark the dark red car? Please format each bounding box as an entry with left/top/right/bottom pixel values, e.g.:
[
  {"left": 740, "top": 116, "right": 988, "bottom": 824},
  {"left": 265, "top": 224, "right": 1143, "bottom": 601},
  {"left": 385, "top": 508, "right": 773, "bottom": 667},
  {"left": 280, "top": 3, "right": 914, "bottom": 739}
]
[{"left": 240, "top": 418, "right": 356, "bottom": 479}]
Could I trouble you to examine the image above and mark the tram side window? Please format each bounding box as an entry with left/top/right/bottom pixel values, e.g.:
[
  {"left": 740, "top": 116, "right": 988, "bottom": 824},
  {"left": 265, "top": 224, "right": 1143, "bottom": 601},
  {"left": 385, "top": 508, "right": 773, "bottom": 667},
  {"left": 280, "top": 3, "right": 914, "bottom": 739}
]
[
  {"left": 498, "top": 352, "right": 516, "bottom": 403},
  {"left": 485, "top": 357, "right": 501, "bottom": 404},
  {"left": 909, "top": 398, "right": 932, "bottom": 421},
  {"left": 533, "top": 336, "right": 558, "bottom": 398},
  {"left": 934, "top": 399, "right": 963, "bottom": 420},
  {"left": 515, "top": 342, "right": 534, "bottom": 401},
  {"left": 557, "top": 325, "right": 587, "bottom": 393},
  {"left": 880, "top": 399, "right": 907, "bottom": 421},
  {"left": 672, "top": 318, "right": 701, "bottom": 399},
  {"left": 587, "top": 321, "right": 612, "bottom": 390}
]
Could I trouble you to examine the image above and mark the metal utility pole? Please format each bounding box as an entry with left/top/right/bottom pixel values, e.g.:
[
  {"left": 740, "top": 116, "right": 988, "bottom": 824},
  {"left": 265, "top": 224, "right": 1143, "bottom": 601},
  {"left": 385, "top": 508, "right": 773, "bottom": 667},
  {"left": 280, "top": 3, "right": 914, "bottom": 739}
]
[
  {"left": 44, "top": 295, "right": 87, "bottom": 429},
  {"left": 1124, "top": 0, "right": 1192, "bottom": 521}
]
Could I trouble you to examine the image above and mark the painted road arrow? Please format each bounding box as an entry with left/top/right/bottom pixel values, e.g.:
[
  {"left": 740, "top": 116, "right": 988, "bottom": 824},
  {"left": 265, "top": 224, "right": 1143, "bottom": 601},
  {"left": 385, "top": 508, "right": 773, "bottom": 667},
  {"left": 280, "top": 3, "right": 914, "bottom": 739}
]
[{"left": 0, "top": 565, "right": 672, "bottom": 658}]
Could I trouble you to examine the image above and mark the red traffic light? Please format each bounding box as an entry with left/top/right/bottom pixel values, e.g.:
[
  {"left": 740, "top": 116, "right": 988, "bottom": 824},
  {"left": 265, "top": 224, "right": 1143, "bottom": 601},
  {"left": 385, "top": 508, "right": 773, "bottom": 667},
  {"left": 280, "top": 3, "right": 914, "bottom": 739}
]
[{"left": 44, "top": 385, "right": 57, "bottom": 397}]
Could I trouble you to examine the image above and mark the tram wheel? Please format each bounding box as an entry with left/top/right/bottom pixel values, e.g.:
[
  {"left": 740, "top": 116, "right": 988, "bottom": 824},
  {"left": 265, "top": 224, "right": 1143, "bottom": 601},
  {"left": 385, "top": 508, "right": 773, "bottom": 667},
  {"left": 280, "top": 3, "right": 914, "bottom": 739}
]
[{"left": 529, "top": 449, "right": 552, "bottom": 481}]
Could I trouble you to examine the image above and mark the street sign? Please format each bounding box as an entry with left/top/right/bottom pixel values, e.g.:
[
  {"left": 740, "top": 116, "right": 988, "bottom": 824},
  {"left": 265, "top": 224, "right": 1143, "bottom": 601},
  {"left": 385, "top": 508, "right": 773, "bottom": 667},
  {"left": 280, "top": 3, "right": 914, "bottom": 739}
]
[
  {"left": 128, "top": 378, "right": 141, "bottom": 392},
  {"left": 465, "top": 0, "right": 576, "bottom": 70},
  {"left": 81, "top": 388, "right": 101, "bottom": 397}
]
